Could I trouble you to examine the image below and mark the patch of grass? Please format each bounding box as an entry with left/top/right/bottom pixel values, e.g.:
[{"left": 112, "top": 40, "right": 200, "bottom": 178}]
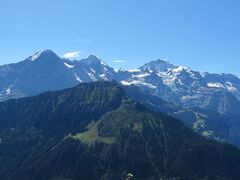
[
  {"left": 72, "top": 122, "right": 116, "bottom": 145},
  {"left": 202, "top": 130, "right": 214, "bottom": 137},
  {"left": 193, "top": 112, "right": 206, "bottom": 130},
  {"left": 133, "top": 122, "right": 143, "bottom": 132}
]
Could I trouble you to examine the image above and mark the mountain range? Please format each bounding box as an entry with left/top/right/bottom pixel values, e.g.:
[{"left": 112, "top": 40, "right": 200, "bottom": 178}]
[
  {"left": 1, "top": 49, "right": 240, "bottom": 147},
  {"left": 1, "top": 81, "right": 240, "bottom": 180}
]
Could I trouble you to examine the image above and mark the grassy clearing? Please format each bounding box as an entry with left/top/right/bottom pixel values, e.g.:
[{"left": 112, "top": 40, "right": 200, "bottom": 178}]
[
  {"left": 72, "top": 122, "right": 116, "bottom": 145},
  {"left": 133, "top": 122, "right": 143, "bottom": 132}
]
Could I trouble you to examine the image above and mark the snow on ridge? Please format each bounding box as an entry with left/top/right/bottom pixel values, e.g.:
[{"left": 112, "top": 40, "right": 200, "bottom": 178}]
[
  {"left": 200, "top": 72, "right": 207, "bottom": 78},
  {"left": 226, "top": 86, "right": 237, "bottom": 93},
  {"left": 172, "top": 66, "right": 191, "bottom": 73},
  {"left": 74, "top": 73, "right": 82, "bottom": 82},
  {"left": 127, "top": 69, "right": 141, "bottom": 73},
  {"left": 30, "top": 52, "right": 41, "bottom": 61},
  {"left": 121, "top": 80, "right": 156, "bottom": 89},
  {"left": 6, "top": 87, "right": 11, "bottom": 95},
  {"left": 99, "top": 74, "right": 108, "bottom": 80},
  {"left": 29, "top": 49, "right": 54, "bottom": 61},
  {"left": 64, "top": 62, "right": 74, "bottom": 68},
  {"left": 132, "top": 73, "right": 150, "bottom": 78},
  {"left": 157, "top": 72, "right": 177, "bottom": 85},
  {"left": 87, "top": 72, "right": 97, "bottom": 81},
  {"left": 225, "top": 82, "right": 237, "bottom": 92},
  {"left": 100, "top": 60, "right": 108, "bottom": 67},
  {"left": 90, "top": 68, "right": 96, "bottom": 74},
  {"left": 114, "top": 68, "right": 124, "bottom": 73},
  {"left": 172, "top": 66, "right": 185, "bottom": 73},
  {"left": 181, "top": 95, "right": 198, "bottom": 100},
  {"left": 207, "top": 83, "right": 224, "bottom": 88}
]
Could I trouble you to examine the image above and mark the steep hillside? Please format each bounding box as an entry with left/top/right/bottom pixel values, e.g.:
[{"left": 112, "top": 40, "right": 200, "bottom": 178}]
[{"left": 0, "top": 82, "right": 240, "bottom": 180}]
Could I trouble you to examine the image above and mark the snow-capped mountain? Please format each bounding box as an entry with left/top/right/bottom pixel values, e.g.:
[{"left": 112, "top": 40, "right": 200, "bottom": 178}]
[
  {"left": 1, "top": 50, "right": 240, "bottom": 115},
  {"left": 1, "top": 50, "right": 240, "bottom": 114},
  {"left": 1, "top": 49, "right": 240, "bottom": 147},
  {"left": 0, "top": 50, "right": 114, "bottom": 101},
  {"left": 63, "top": 55, "right": 115, "bottom": 82},
  {"left": 117, "top": 60, "right": 240, "bottom": 115}
]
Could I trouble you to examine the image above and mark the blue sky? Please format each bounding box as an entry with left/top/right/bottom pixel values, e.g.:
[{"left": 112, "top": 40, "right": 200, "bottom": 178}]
[{"left": 0, "top": 0, "right": 240, "bottom": 75}]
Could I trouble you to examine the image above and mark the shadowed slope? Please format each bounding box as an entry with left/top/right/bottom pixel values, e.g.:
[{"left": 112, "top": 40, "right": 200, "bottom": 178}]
[{"left": 0, "top": 82, "right": 240, "bottom": 180}]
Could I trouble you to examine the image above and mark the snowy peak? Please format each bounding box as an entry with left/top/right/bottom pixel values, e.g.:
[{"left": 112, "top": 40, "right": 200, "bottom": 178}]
[
  {"left": 79, "top": 55, "right": 113, "bottom": 73},
  {"left": 168, "top": 66, "right": 193, "bottom": 76},
  {"left": 1, "top": 50, "right": 240, "bottom": 116},
  {"left": 28, "top": 49, "right": 60, "bottom": 62},
  {"left": 67, "top": 55, "right": 115, "bottom": 82},
  {"left": 80, "top": 55, "right": 106, "bottom": 66},
  {"left": 139, "top": 59, "right": 177, "bottom": 72},
  {"left": 171, "top": 66, "right": 189, "bottom": 73}
]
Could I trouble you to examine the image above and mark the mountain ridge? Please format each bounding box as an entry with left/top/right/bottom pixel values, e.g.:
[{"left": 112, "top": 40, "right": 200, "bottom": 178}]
[
  {"left": 1, "top": 81, "right": 240, "bottom": 180},
  {"left": 1, "top": 49, "right": 240, "bottom": 147}
]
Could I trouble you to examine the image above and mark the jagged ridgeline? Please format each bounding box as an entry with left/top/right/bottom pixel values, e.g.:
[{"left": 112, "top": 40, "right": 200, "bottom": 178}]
[
  {"left": 1, "top": 50, "right": 240, "bottom": 148},
  {"left": 0, "top": 81, "right": 240, "bottom": 180}
]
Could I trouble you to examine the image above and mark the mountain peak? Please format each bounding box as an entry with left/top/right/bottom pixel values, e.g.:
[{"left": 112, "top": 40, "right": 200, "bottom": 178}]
[
  {"left": 81, "top": 55, "right": 108, "bottom": 66},
  {"left": 171, "top": 65, "right": 191, "bottom": 73},
  {"left": 28, "top": 49, "right": 59, "bottom": 61},
  {"left": 155, "top": 59, "right": 171, "bottom": 64},
  {"left": 87, "top": 54, "right": 99, "bottom": 59},
  {"left": 139, "top": 59, "right": 177, "bottom": 72}
]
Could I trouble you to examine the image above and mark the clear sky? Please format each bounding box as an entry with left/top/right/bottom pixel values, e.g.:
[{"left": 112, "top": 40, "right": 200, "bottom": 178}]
[{"left": 1, "top": 0, "right": 240, "bottom": 75}]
